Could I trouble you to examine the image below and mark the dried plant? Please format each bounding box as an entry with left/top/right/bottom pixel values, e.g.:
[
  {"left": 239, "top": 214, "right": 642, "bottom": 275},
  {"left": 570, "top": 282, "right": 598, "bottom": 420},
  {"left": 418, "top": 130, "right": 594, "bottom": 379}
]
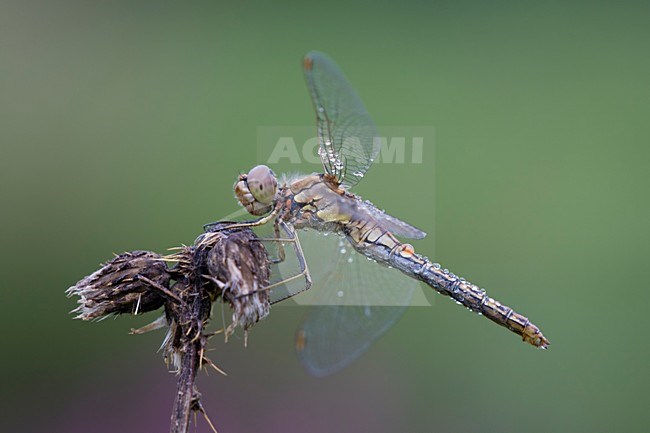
[{"left": 66, "top": 224, "right": 271, "bottom": 433}]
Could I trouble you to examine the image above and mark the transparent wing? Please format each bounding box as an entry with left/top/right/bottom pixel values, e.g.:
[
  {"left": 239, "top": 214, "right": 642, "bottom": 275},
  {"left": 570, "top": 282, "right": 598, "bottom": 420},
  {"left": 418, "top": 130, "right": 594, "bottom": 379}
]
[
  {"left": 276, "top": 229, "right": 428, "bottom": 377},
  {"left": 303, "top": 51, "right": 380, "bottom": 189},
  {"left": 296, "top": 305, "right": 405, "bottom": 377},
  {"left": 355, "top": 200, "right": 428, "bottom": 240}
]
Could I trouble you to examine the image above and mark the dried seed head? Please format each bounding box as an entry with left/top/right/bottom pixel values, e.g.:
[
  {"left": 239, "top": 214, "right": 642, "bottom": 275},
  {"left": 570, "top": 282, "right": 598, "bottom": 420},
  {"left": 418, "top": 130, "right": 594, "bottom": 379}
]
[
  {"left": 68, "top": 224, "right": 272, "bottom": 361},
  {"left": 66, "top": 251, "right": 171, "bottom": 320},
  {"left": 203, "top": 227, "right": 271, "bottom": 339}
]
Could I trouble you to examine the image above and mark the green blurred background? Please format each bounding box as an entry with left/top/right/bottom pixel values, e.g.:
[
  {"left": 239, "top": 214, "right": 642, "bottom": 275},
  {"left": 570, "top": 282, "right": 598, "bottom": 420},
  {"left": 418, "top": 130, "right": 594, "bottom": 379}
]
[{"left": 2, "top": 1, "right": 649, "bottom": 432}]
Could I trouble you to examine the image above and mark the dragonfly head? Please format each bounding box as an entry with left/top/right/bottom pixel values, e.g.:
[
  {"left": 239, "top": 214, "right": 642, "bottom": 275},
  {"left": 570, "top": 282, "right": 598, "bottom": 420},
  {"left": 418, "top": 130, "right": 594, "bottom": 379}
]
[{"left": 234, "top": 165, "right": 278, "bottom": 216}]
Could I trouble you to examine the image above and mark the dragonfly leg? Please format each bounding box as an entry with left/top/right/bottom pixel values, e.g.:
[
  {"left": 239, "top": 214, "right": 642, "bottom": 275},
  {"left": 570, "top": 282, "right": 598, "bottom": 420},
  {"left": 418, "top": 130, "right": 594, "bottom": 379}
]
[
  {"left": 236, "top": 222, "right": 313, "bottom": 304},
  {"left": 251, "top": 270, "right": 307, "bottom": 300},
  {"left": 272, "top": 220, "right": 286, "bottom": 264},
  {"left": 203, "top": 207, "right": 280, "bottom": 232},
  {"left": 199, "top": 209, "right": 281, "bottom": 249},
  {"left": 256, "top": 221, "right": 312, "bottom": 304},
  {"left": 252, "top": 221, "right": 289, "bottom": 264},
  {"left": 278, "top": 221, "right": 312, "bottom": 296}
]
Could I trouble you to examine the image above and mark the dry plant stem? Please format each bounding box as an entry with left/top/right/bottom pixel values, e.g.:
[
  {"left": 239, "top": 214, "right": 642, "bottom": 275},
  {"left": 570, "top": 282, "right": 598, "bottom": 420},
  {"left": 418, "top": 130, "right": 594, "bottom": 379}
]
[
  {"left": 166, "top": 227, "right": 270, "bottom": 433},
  {"left": 170, "top": 282, "right": 209, "bottom": 433}
]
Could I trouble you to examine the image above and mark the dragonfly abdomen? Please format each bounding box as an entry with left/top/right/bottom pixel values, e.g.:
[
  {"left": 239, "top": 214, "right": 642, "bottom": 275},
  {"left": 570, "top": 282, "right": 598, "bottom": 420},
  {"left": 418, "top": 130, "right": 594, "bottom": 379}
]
[
  {"left": 346, "top": 226, "right": 550, "bottom": 348},
  {"left": 416, "top": 262, "right": 549, "bottom": 348}
]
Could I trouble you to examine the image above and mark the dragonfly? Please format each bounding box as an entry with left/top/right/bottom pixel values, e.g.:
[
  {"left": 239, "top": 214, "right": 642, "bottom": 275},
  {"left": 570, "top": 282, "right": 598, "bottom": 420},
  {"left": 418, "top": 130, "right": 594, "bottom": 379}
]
[{"left": 206, "top": 51, "right": 549, "bottom": 376}]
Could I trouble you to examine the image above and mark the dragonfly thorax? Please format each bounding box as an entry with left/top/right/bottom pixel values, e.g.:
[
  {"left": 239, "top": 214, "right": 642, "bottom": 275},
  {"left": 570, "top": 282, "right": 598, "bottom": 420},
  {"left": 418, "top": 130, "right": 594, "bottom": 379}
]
[{"left": 234, "top": 165, "right": 278, "bottom": 216}]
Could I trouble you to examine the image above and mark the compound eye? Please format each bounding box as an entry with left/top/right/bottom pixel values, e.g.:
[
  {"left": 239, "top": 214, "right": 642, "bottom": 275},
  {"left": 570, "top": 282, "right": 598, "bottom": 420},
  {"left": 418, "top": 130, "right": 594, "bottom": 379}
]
[{"left": 246, "top": 165, "right": 277, "bottom": 205}]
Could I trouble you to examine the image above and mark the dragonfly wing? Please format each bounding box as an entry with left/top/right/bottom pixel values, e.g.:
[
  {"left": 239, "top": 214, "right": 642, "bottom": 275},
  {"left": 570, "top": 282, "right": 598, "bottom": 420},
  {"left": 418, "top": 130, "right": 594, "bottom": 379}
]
[
  {"left": 296, "top": 305, "right": 408, "bottom": 377},
  {"left": 303, "top": 51, "right": 380, "bottom": 189},
  {"left": 361, "top": 204, "right": 427, "bottom": 240},
  {"left": 290, "top": 229, "right": 427, "bottom": 377}
]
